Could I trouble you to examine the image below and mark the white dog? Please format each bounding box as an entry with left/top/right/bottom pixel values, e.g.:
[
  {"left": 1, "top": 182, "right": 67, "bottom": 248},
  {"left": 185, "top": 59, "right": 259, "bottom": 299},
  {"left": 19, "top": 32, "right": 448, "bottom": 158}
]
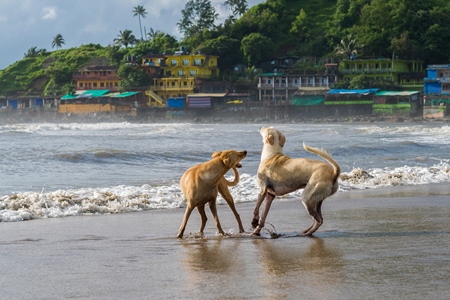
[{"left": 252, "top": 127, "right": 340, "bottom": 236}]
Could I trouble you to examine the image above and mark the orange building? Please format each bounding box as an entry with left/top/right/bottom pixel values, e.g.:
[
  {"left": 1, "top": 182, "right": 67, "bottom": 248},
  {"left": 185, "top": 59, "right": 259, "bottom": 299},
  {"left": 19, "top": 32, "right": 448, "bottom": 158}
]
[{"left": 72, "top": 65, "right": 120, "bottom": 91}]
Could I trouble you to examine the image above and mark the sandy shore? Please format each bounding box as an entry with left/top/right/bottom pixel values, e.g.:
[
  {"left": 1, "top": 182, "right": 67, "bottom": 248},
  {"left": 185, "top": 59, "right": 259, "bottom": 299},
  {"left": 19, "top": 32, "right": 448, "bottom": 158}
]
[{"left": 1, "top": 183, "right": 450, "bottom": 299}]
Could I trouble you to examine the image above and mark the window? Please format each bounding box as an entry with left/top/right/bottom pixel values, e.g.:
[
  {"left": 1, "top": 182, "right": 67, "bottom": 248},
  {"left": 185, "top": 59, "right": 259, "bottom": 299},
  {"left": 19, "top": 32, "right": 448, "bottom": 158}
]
[
  {"left": 178, "top": 70, "right": 184, "bottom": 76},
  {"left": 194, "top": 59, "right": 201, "bottom": 66},
  {"left": 93, "top": 83, "right": 97, "bottom": 87},
  {"left": 190, "top": 70, "right": 195, "bottom": 76},
  {"left": 100, "top": 82, "right": 104, "bottom": 87},
  {"left": 171, "top": 59, "right": 177, "bottom": 66},
  {"left": 183, "top": 59, "right": 189, "bottom": 65},
  {"left": 172, "top": 81, "right": 175, "bottom": 86},
  {"left": 79, "top": 83, "right": 83, "bottom": 88}
]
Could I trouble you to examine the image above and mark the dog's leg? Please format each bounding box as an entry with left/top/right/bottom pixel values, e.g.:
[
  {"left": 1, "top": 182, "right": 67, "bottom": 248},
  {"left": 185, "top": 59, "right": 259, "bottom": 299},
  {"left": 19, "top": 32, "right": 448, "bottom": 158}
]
[
  {"left": 177, "top": 206, "right": 194, "bottom": 238},
  {"left": 301, "top": 185, "right": 325, "bottom": 235},
  {"left": 208, "top": 200, "right": 225, "bottom": 236},
  {"left": 251, "top": 193, "right": 275, "bottom": 236},
  {"left": 251, "top": 192, "right": 267, "bottom": 228},
  {"left": 219, "top": 188, "right": 245, "bottom": 233},
  {"left": 197, "top": 205, "right": 208, "bottom": 235}
]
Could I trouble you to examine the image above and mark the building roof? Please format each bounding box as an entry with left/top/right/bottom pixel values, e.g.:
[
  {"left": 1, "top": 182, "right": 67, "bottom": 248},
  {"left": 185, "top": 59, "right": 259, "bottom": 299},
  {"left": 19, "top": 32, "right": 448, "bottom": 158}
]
[
  {"left": 187, "top": 93, "right": 227, "bottom": 98},
  {"left": 375, "top": 91, "right": 419, "bottom": 96},
  {"left": 327, "top": 88, "right": 379, "bottom": 95}
]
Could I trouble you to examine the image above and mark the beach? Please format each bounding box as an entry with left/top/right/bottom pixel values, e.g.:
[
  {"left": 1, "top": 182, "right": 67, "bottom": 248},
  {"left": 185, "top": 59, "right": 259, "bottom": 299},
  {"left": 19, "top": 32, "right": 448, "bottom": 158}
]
[{"left": 1, "top": 183, "right": 449, "bottom": 300}]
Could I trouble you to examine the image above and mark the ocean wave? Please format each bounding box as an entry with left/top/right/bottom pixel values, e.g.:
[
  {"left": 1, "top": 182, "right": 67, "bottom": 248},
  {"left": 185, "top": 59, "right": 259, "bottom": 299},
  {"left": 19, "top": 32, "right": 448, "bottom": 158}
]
[
  {"left": 1, "top": 162, "right": 449, "bottom": 222},
  {"left": 0, "top": 122, "right": 195, "bottom": 136}
]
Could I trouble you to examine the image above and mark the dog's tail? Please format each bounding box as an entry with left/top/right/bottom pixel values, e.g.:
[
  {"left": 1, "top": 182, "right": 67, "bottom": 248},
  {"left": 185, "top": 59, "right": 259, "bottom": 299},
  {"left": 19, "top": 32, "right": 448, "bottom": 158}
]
[
  {"left": 224, "top": 167, "right": 240, "bottom": 187},
  {"left": 303, "top": 143, "right": 341, "bottom": 182}
]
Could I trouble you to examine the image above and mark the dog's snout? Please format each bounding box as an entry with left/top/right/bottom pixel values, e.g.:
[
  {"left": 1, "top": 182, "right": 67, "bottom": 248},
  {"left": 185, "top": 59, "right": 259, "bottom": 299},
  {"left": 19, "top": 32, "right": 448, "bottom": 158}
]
[{"left": 243, "top": 150, "right": 247, "bottom": 155}]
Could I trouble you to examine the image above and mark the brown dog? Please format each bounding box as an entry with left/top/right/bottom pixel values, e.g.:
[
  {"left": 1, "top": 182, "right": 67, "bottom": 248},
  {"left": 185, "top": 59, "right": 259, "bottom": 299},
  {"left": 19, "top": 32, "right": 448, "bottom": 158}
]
[
  {"left": 177, "top": 149, "right": 247, "bottom": 238},
  {"left": 252, "top": 127, "right": 340, "bottom": 236}
]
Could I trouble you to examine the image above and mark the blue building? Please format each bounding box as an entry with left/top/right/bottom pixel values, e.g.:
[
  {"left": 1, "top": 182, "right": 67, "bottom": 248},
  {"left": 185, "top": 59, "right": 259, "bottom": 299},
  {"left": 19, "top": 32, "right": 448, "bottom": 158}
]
[
  {"left": 423, "top": 64, "right": 450, "bottom": 118},
  {"left": 424, "top": 64, "right": 450, "bottom": 96}
]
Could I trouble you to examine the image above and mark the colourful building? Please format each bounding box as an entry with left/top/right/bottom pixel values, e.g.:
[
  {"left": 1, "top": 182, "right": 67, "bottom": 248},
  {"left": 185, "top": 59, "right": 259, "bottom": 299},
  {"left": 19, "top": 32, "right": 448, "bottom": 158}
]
[
  {"left": 339, "top": 58, "right": 424, "bottom": 90},
  {"left": 145, "top": 51, "right": 219, "bottom": 107},
  {"left": 73, "top": 65, "right": 120, "bottom": 92},
  {"left": 423, "top": 64, "right": 450, "bottom": 119}
]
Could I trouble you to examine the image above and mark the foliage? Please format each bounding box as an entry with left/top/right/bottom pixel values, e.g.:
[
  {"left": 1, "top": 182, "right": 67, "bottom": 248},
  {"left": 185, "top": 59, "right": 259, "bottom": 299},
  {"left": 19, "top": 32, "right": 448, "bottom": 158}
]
[
  {"left": 4, "top": 0, "right": 450, "bottom": 96},
  {"left": 224, "top": 0, "right": 249, "bottom": 18},
  {"left": 241, "top": 33, "right": 274, "bottom": 66},
  {"left": 178, "top": 0, "right": 219, "bottom": 37},
  {"left": 52, "top": 34, "right": 65, "bottom": 50},
  {"left": 195, "top": 36, "right": 242, "bottom": 71},
  {"left": 117, "top": 65, "right": 151, "bottom": 92},
  {"left": 114, "top": 30, "right": 137, "bottom": 48}
]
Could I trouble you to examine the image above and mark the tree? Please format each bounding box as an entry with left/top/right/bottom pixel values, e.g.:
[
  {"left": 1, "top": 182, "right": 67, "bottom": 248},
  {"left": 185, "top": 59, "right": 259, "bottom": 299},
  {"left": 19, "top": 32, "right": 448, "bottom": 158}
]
[
  {"left": 52, "top": 34, "right": 65, "bottom": 49},
  {"left": 113, "top": 30, "right": 137, "bottom": 48},
  {"left": 290, "top": 8, "right": 311, "bottom": 42},
  {"left": 177, "top": 0, "right": 219, "bottom": 37},
  {"left": 132, "top": 5, "right": 147, "bottom": 41},
  {"left": 241, "top": 33, "right": 273, "bottom": 66},
  {"left": 224, "top": 0, "right": 248, "bottom": 18},
  {"left": 334, "top": 34, "right": 360, "bottom": 58},
  {"left": 195, "top": 36, "right": 242, "bottom": 70},
  {"left": 147, "top": 27, "right": 161, "bottom": 41},
  {"left": 117, "top": 65, "right": 150, "bottom": 91},
  {"left": 24, "top": 47, "right": 39, "bottom": 58}
]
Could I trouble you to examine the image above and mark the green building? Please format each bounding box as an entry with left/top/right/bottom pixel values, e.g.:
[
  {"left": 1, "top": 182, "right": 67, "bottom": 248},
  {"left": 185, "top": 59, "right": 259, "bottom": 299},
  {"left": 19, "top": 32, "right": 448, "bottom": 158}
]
[{"left": 339, "top": 58, "right": 425, "bottom": 90}]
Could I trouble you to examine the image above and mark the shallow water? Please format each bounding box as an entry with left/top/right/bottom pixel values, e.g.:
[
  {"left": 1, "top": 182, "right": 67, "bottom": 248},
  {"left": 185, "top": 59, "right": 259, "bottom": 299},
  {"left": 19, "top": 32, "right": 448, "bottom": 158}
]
[{"left": 1, "top": 122, "right": 449, "bottom": 222}]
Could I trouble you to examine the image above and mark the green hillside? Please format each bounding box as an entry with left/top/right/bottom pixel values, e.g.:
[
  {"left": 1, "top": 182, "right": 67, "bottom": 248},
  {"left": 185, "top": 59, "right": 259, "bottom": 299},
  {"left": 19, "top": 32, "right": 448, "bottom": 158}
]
[{"left": 1, "top": 0, "right": 450, "bottom": 97}]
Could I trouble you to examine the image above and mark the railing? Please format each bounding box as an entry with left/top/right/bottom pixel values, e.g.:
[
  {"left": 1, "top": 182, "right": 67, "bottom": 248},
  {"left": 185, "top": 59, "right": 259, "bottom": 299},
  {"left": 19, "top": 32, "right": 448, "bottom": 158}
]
[
  {"left": 73, "top": 74, "right": 119, "bottom": 80},
  {"left": 340, "top": 68, "right": 393, "bottom": 74}
]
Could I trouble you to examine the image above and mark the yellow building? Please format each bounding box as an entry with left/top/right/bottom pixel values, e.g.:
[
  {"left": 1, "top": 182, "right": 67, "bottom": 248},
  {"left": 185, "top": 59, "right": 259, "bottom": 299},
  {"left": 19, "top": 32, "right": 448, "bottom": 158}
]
[{"left": 145, "top": 52, "right": 219, "bottom": 107}]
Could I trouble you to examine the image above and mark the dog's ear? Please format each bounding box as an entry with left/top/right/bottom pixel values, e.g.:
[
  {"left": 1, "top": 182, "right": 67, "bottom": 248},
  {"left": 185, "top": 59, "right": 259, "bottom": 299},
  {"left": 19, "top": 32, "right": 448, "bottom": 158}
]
[
  {"left": 266, "top": 134, "right": 275, "bottom": 146},
  {"left": 278, "top": 131, "right": 286, "bottom": 147},
  {"left": 212, "top": 151, "right": 221, "bottom": 158}
]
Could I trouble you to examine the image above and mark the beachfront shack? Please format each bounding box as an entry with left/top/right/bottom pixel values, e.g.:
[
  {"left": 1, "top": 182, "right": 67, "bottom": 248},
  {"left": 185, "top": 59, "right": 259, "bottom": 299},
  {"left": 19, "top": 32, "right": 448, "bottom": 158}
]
[
  {"left": 59, "top": 90, "right": 139, "bottom": 114},
  {"left": 372, "top": 91, "right": 420, "bottom": 116},
  {"left": 324, "top": 89, "right": 378, "bottom": 116}
]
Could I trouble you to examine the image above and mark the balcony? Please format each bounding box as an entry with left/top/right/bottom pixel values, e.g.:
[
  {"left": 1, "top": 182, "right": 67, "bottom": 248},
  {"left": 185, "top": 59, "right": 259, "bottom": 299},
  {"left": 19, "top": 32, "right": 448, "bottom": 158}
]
[
  {"left": 73, "top": 74, "right": 119, "bottom": 80},
  {"left": 340, "top": 68, "right": 392, "bottom": 74}
]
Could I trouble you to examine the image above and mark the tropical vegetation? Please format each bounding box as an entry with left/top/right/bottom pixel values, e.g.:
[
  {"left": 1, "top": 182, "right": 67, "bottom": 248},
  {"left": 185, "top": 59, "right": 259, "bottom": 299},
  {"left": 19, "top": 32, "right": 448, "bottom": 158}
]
[{"left": 1, "top": 0, "right": 450, "bottom": 97}]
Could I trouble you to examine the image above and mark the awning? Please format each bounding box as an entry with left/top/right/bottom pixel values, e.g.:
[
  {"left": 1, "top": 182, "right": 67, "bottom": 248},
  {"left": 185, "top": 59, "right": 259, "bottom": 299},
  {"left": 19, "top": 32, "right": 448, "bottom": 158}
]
[
  {"left": 375, "top": 91, "right": 419, "bottom": 96},
  {"left": 110, "top": 92, "right": 139, "bottom": 98},
  {"left": 61, "top": 90, "right": 109, "bottom": 100},
  {"left": 327, "top": 88, "right": 379, "bottom": 95}
]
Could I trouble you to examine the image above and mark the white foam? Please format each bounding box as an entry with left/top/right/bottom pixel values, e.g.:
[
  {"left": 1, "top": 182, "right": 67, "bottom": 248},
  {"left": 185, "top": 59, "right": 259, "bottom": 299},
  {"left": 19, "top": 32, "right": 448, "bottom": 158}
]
[{"left": 2, "top": 160, "right": 449, "bottom": 222}]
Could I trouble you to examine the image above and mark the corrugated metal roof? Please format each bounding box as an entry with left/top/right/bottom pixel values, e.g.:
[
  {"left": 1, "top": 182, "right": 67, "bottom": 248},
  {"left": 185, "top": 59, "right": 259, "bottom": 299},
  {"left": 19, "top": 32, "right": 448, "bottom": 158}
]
[
  {"left": 375, "top": 91, "right": 419, "bottom": 96},
  {"left": 187, "top": 93, "right": 227, "bottom": 97},
  {"left": 61, "top": 90, "right": 109, "bottom": 100},
  {"left": 327, "top": 88, "right": 379, "bottom": 95},
  {"left": 110, "top": 92, "right": 139, "bottom": 98}
]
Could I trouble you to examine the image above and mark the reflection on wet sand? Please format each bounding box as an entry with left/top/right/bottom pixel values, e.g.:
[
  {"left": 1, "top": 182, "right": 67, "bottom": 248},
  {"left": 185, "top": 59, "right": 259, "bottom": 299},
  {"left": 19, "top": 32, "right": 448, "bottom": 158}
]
[
  {"left": 181, "top": 238, "right": 242, "bottom": 273},
  {"left": 251, "top": 237, "right": 344, "bottom": 298}
]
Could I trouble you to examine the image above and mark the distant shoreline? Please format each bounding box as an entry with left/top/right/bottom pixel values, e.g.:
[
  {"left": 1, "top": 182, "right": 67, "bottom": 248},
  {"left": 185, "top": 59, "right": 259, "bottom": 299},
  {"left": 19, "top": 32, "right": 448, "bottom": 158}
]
[{"left": 1, "top": 108, "right": 449, "bottom": 125}]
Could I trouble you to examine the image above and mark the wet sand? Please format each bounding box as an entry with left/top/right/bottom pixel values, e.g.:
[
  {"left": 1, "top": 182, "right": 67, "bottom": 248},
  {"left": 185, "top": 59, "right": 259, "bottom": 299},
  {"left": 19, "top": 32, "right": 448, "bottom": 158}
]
[{"left": 1, "top": 183, "right": 450, "bottom": 299}]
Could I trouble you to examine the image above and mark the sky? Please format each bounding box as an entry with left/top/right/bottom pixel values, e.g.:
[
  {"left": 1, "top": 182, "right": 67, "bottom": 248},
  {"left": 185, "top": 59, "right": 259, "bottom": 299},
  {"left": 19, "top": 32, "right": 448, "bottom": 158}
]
[{"left": 0, "top": 0, "right": 265, "bottom": 70}]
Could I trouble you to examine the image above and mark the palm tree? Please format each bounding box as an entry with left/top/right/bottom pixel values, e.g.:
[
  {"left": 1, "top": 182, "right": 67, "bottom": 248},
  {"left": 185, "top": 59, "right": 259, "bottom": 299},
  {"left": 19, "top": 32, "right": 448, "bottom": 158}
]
[
  {"left": 52, "top": 34, "right": 65, "bottom": 49},
  {"left": 147, "top": 27, "right": 161, "bottom": 41},
  {"left": 113, "top": 29, "right": 137, "bottom": 48},
  {"left": 24, "top": 47, "right": 39, "bottom": 58},
  {"left": 132, "top": 5, "right": 147, "bottom": 41},
  {"left": 224, "top": 0, "right": 248, "bottom": 17},
  {"left": 334, "top": 34, "right": 360, "bottom": 59}
]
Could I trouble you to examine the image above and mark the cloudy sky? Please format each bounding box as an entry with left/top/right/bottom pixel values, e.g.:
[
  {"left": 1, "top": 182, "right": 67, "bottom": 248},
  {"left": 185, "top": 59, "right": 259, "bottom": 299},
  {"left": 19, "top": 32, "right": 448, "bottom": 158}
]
[{"left": 0, "top": 0, "right": 265, "bottom": 70}]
